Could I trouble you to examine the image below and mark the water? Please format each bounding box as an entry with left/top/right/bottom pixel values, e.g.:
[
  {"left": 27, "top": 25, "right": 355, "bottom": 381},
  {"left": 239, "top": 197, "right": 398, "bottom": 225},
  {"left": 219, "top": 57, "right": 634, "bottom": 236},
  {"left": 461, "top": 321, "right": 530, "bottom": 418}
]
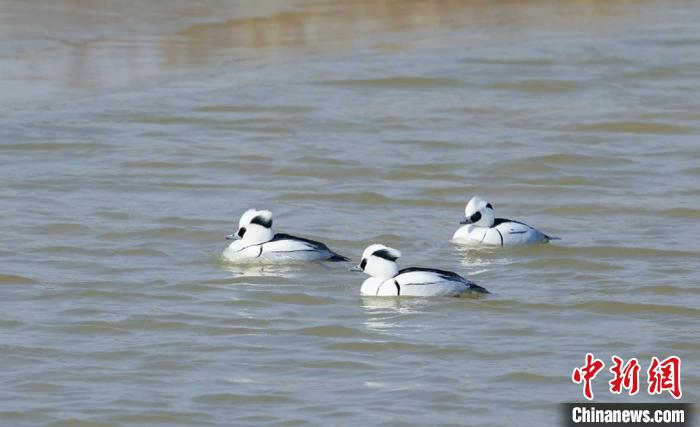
[{"left": 1, "top": 0, "right": 699, "bottom": 425}]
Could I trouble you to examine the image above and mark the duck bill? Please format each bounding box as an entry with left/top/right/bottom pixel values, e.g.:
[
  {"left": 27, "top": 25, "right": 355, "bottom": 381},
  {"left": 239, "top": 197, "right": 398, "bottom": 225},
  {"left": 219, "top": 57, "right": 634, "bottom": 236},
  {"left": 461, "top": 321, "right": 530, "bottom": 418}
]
[
  {"left": 225, "top": 234, "right": 239, "bottom": 240},
  {"left": 348, "top": 266, "right": 363, "bottom": 272},
  {"left": 459, "top": 218, "right": 472, "bottom": 225}
]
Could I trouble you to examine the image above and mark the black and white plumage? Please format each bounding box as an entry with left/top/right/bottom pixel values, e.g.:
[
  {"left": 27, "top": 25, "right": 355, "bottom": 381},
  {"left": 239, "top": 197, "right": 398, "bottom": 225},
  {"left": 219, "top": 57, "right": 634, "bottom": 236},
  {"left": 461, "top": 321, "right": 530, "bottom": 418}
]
[
  {"left": 222, "top": 209, "right": 349, "bottom": 263},
  {"left": 452, "top": 196, "right": 556, "bottom": 246},
  {"left": 353, "top": 244, "right": 488, "bottom": 297}
]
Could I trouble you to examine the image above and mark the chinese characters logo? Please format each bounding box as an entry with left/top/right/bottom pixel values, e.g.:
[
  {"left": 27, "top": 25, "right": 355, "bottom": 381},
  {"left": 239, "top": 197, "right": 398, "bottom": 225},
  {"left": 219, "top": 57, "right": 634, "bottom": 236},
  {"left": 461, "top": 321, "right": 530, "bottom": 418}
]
[{"left": 572, "top": 354, "right": 681, "bottom": 400}]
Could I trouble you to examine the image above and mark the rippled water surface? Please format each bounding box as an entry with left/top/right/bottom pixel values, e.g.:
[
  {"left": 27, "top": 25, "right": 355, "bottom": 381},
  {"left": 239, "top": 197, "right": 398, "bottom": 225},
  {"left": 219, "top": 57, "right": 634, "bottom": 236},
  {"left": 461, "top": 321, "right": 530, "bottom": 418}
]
[{"left": 1, "top": 0, "right": 699, "bottom": 425}]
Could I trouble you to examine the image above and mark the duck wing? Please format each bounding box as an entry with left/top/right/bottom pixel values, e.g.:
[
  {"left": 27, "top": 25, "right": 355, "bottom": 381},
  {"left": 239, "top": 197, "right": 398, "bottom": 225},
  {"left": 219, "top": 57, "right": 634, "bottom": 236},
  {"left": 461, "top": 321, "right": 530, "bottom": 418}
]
[{"left": 267, "top": 233, "right": 349, "bottom": 261}]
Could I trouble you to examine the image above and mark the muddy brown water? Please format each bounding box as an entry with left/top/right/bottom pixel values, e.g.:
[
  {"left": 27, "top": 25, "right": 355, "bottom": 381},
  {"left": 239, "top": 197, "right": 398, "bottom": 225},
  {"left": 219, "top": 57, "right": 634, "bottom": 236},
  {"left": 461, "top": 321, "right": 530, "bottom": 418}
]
[{"left": 1, "top": 1, "right": 698, "bottom": 425}]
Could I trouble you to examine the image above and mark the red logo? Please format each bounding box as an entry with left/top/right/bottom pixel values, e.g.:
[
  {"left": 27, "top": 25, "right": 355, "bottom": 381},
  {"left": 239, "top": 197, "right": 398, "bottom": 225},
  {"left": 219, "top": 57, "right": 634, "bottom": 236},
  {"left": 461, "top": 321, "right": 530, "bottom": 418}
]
[
  {"left": 609, "top": 356, "right": 640, "bottom": 396},
  {"left": 572, "top": 353, "right": 605, "bottom": 400},
  {"left": 647, "top": 356, "right": 682, "bottom": 399},
  {"left": 572, "top": 354, "right": 682, "bottom": 400}
]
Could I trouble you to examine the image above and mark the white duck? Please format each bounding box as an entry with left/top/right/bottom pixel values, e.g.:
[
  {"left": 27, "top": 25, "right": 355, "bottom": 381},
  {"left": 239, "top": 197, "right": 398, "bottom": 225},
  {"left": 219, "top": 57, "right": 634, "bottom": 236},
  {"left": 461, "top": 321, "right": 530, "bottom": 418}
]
[
  {"left": 352, "top": 244, "right": 488, "bottom": 297},
  {"left": 222, "top": 209, "right": 348, "bottom": 263},
  {"left": 452, "top": 196, "right": 555, "bottom": 246}
]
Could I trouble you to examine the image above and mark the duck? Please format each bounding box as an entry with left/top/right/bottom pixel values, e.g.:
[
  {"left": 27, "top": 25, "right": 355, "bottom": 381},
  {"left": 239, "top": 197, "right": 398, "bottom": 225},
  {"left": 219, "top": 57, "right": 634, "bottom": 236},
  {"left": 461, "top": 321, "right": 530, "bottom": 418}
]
[
  {"left": 222, "top": 209, "right": 349, "bottom": 263},
  {"left": 352, "top": 244, "right": 488, "bottom": 296},
  {"left": 452, "top": 196, "right": 556, "bottom": 246}
]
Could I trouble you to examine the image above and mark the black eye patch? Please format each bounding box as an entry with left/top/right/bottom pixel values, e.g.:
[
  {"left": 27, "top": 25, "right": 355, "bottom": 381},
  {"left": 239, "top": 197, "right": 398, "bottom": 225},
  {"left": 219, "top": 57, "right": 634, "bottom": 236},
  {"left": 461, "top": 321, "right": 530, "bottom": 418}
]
[
  {"left": 360, "top": 259, "right": 367, "bottom": 270},
  {"left": 237, "top": 227, "right": 247, "bottom": 237},
  {"left": 486, "top": 203, "right": 493, "bottom": 209},
  {"left": 372, "top": 249, "right": 399, "bottom": 262},
  {"left": 470, "top": 211, "right": 482, "bottom": 223},
  {"left": 250, "top": 215, "right": 272, "bottom": 228}
]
